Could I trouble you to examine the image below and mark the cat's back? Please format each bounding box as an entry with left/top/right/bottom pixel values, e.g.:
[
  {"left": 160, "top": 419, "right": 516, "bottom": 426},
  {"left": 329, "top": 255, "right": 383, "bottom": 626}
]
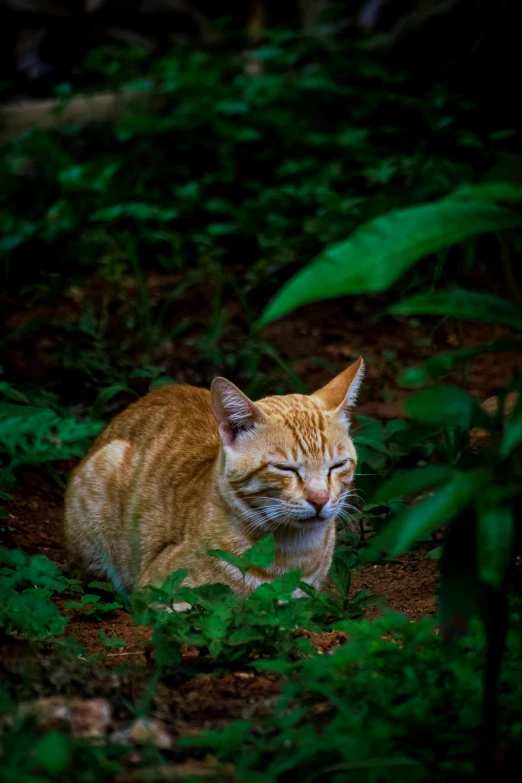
[
  {"left": 68, "top": 383, "right": 219, "bottom": 526},
  {"left": 89, "top": 383, "right": 219, "bottom": 457}
]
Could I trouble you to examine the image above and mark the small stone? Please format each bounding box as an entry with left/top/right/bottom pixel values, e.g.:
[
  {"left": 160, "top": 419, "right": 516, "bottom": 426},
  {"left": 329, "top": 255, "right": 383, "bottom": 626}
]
[
  {"left": 470, "top": 393, "right": 518, "bottom": 454},
  {"left": 17, "top": 697, "right": 112, "bottom": 738},
  {"left": 113, "top": 717, "right": 173, "bottom": 749},
  {"left": 18, "top": 696, "right": 69, "bottom": 732},
  {"left": 70, "top": 699, "right": 112, "bottom": 738}
]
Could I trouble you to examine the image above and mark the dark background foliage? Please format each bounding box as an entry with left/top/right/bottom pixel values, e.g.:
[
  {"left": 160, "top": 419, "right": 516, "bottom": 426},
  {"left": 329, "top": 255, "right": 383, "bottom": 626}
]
[{"left": 1, "top": 2, "right": 522, "bottom": 781}]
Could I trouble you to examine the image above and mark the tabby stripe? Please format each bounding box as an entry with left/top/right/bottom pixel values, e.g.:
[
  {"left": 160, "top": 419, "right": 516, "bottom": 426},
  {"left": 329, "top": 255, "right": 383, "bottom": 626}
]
[
  {"left": 282, "top": 414, "right": 308, "bottom": 453},
  {"left": 229, "top": 462, "right": 269, "bottom": 488}
]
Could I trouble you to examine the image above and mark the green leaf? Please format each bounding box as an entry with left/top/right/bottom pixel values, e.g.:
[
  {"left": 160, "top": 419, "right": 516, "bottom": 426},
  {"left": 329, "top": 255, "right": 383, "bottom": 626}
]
[
  {"left": 258, "top": 200, "right": 522, "bottom": 325},
  {"left": 391, "top": 288, "right": 522, "bottom": 331},
  {"left": 328, "top": 555, "right": 351, "bottom": 600},
  {"left": 91, "top": 202, "right": 178, "bottom": 222},
  {"left": 426, "top": 545, "right": 443, "bottom": 559},
  {"left": 91, "top": 384, "right": 136, "bottom": 420},
  {"left": 35, "top": 732, "right": 71, "bottom": 773},
  {"left": 450, "top": 182, "right": 522, "bottom": 202},
  {"left": 404, "top": 385, "right": 490, "bottom": 430},
  {"left": 372, "top": 470, "right": 486, "bottom": 557},
  {"left": 373, "top": 465, "right": 454, "bottom": 504},
  {"left": 161, "top": 568, "right": 189, "bottom": 594},
  {"left": 99, "top": 630, "right": 127, "bottom": 648},
  {"left": 476, "top": 506, "right": 514, "bottom": 591},
  {"left": 204, "top": 614, "right": 228, "bottom": 641},
  {"left": 227, "top": 627, "right": 264, "bottom": 646},
  {"left": 501, "top": 393, "right": 522, "bottom": 457},
  {"left": 102, "top": 601, "right": 122, "bottom": 612},
  {"left": 207, "top": 548, "right": 246, "bottom": 572},
  {"left": 0, "top": 403, "right": 49, "bottom": 420},
  {"left": 353, "top": 434, "right": 389, "bottom": 454},
  {"left": 400, "top": 338, "right": 522, "bottom": 386},
  {"left": 243, "top": 534, "right": 276, "bottom": 569},
  {"left": 88, "top": 580, "right": 115, "bottom": 593},
  {"left": 81, "top": 594, "right": 101, "bottom": 604},
  {"left": 0, "top": 382, "right": 30, "bottom": 403}
]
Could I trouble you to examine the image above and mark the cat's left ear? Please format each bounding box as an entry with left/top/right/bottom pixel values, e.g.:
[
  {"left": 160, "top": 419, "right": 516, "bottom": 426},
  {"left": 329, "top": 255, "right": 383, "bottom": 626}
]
[
  {"left": 211, "top": 378, "right": 266, "bottom": 447},
  {"left": 312, "top": 357, "right": 364, "bottom": 414}
]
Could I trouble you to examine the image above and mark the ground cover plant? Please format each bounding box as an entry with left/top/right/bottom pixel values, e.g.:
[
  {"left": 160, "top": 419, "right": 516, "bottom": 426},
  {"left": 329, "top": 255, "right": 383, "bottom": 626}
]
[{"left": 1, "top": 6, "right": 522, "bottom": 781}]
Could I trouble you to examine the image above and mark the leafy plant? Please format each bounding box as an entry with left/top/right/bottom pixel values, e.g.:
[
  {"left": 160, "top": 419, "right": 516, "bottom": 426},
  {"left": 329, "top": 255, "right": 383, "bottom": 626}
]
[
  {"left": 181, "top": 612, "right": 522, "bottom": 782},
  {"left": 0, "top": 549, "right": 79, "bottom": 639},
  {"left": 134, "top": 537, "right": 377, "bottom": 667},
  {"left": 2, "top": 29, "right": 513, "bottom": 405},
  {"left": 259, "top": 184, "right": 522, "bottom": 326},
  {"left": 0, "top": 723, "right": 126, "bottom": 782},
  {"left": 64, "top": 593, "right": 123, "bottom": 620},
  {"left": 0, "top": 386, "right": 103, "bottom": 486},
  {"left": 260, "top": 173, "right": 522, "bottom": 773}
]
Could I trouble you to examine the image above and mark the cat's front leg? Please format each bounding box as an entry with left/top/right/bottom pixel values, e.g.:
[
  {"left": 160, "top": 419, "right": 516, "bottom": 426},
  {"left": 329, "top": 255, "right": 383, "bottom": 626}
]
[{"left": 137, "top": 543, "right": 200, "bottom": 612}]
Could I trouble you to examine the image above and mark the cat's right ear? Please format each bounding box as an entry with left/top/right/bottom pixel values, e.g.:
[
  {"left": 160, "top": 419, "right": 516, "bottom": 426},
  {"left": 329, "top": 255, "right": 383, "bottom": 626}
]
[{"left": 211, "top": 378, "right": 266, "bottom": 447}]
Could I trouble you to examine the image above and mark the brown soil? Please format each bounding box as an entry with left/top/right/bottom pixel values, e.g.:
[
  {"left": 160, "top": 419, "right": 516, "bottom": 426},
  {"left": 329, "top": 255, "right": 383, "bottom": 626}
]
[{"left": 2, "top": 275, "right": 520, "bottom": 409}]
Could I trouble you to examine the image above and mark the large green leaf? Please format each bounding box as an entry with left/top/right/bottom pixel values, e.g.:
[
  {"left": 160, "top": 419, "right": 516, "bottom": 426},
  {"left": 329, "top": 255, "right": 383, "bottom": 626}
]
[
  {"left": 391, "top": 288, "right": 522, "bottom": 331},
  {"left": 404, "top": 385, "right": 490, "bottom": 430},
  {"left": 476, "top": 506, "right": 514, "bottom": 591},
  {"left": 258, "top": 200, "right": 522, "bottom": 326},
  {"left": 449, "top": 182, "right": 522, "bottom": 202},
  {"left": 371, "top": 470, "right": 486, "bottom": 558}
]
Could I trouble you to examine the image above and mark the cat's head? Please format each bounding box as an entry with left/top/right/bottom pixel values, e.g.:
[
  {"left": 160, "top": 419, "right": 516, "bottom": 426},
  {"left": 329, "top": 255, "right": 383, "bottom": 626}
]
[{"left": 210, "top": 358, "right": 364, "bottom": 531}]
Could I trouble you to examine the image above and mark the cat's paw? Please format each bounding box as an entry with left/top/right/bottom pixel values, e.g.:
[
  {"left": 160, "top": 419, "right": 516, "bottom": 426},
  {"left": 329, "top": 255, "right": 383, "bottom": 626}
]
[
  {"left": 278, "top": 589, "right": 308, "bottom": 605},
  {"left": 150, "top": 601, "right": 192, "bottom": 613}
]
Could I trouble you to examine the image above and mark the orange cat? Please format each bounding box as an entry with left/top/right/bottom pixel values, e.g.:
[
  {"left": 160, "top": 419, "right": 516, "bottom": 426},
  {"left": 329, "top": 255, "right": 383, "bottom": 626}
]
[{"left": 64, "top": 358, "right": 364, "bottom": 599}]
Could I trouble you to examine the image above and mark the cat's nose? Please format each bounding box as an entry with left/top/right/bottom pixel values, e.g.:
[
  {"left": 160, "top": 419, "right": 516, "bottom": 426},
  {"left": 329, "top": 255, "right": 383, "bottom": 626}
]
[{"left": 307, "top": 489, "right": 330, "bottom": 513}]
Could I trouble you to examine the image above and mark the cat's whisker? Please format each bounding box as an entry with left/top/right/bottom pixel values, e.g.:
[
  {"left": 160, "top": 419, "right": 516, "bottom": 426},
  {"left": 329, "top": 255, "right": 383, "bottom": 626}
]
[{"left": 337, "top": 510, "right": 359, "bottom": 532}]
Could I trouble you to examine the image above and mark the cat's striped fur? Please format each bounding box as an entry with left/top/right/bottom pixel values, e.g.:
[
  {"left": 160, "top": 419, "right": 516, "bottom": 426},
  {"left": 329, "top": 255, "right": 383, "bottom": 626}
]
[{"left": 64, "top": 358, "right": 364, "bottom": 598}]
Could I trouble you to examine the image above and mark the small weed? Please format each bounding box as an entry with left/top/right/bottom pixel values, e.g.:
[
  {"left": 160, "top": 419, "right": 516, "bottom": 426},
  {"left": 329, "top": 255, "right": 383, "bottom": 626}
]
[
  {"left": 0, "top": 386, "right": 103, "bottom": 487},
  {"left": 0, "top": 549, "right": 80, "bottom": 639},
  {"left": 64, "top": 594, "right": 123, "bottom": 620},
  {"left": 132, "top": 535, "right": 377, "bottom": 667}
]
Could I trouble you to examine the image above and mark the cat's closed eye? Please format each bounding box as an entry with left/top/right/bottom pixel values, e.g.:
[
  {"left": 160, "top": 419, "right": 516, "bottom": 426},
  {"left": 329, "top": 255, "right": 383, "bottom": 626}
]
[
  {"left": 329, "top": 461, "right": 349, "bottom": 475},
  {"left": 271, "top": 463, "right": 299, "bottom": 474}
]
